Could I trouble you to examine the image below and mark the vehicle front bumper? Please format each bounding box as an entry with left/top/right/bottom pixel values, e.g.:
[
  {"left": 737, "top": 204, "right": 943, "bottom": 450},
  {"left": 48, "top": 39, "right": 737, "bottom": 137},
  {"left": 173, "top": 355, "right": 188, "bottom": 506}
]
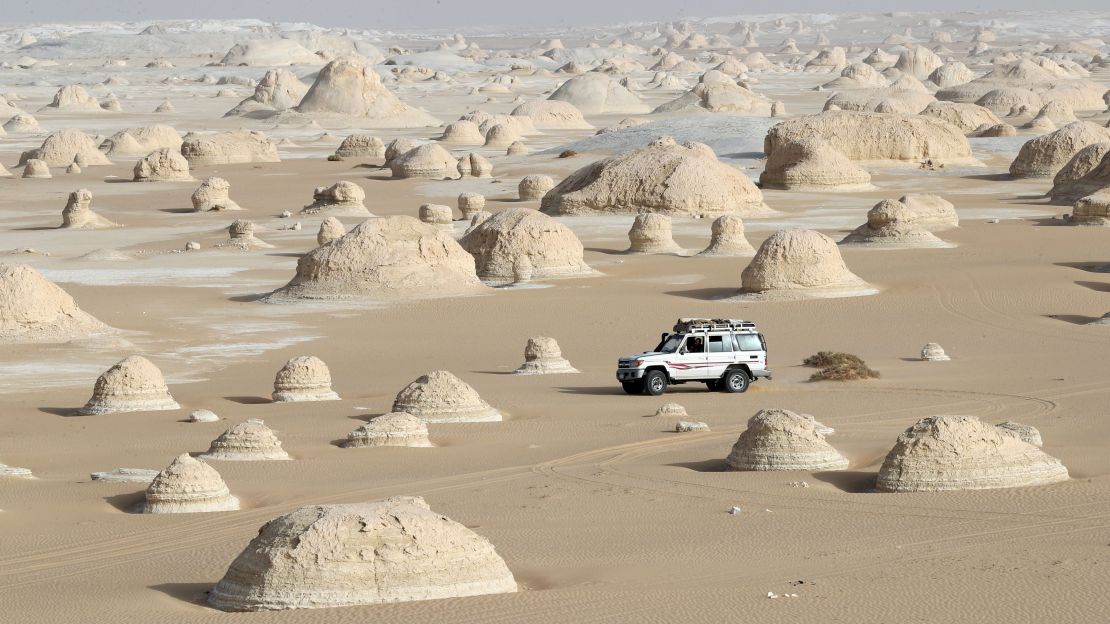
[{"left": 615, "top": 368, "right": 646, "bottom": 381}]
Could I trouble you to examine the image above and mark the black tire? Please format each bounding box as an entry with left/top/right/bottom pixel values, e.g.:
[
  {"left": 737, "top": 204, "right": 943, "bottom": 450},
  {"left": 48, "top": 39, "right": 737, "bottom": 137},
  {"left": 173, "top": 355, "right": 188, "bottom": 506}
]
[
  {"left": 642, "top": 370, "right": 668, "bottom": 396},
  {"left": 705, "top": 380, "right": 719, "bottom": 391},
  {"left": 721, "top": 369, "right": 750, "bottom": 393},
  {"left": 621, "top": 381, "right": 642, "bottom": 395}
]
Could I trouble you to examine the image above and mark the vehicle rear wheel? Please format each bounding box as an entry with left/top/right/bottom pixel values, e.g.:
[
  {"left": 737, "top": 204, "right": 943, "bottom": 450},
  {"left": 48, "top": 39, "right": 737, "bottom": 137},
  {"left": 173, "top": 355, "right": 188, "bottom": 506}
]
[
  {"left": 642, "top": 370, "right": 668, "bottom": 396},
  {"left": 621, "top": 381, "right": 642, "bottom": 395},
  {"left": 705, "top": 380, "right": 719, "bottom": 391},
  {"left": 721, "top": 369, "right": 749, "bottom": 393}
]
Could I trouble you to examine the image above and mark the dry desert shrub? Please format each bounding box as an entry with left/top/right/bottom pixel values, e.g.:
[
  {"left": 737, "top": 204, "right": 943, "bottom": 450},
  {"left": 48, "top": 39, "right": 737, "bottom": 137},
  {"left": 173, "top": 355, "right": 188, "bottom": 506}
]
[{"left": 803, "top": 351, "right": 879, "bottom": 381}]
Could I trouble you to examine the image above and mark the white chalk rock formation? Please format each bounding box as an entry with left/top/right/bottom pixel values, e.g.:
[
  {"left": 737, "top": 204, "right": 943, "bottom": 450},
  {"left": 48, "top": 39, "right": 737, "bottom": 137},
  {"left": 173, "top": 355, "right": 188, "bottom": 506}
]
[
  {"left": 547, "top": 73, "right": 650, "bottom": 114},
  {"left": 22, "top": 159, "right": 51, "bottom": 179},
  {"left": 294, "top": 56, "right": 439, "bottom": 127},
  {"left": 265, "top": 217, "right": 486, "bottom": 302},
  {"left": 226, "top": 68, "right": 309, "bottom": 117},
  {"left": 626, "top": 213, "right": 682, "bottom": 254},
  {"left": 181, "top": 130, "right": 280, "bottom": 166},
  {"left": 759, "top": 137, "right": 872, "bottom": 191},
  {"left": 61, "top": 189, "right": 118, "bottom": 229},
  {"left": 1072, "top": 191, "right": 1110, "bottom": 226},
  {"left": 22, "top": 128, "right": 111, "bottom": 166},
  {"left": 725, "top": 408, "right": 848, "bottom": 471},
  {"left": 418, "top": 204, "right": 453, "bottom": 226},
  {"left": 457, "top": 207, "right": 594, "bottom": 286},
  {"left": 698, "top": 214, "right": 755, "bottom": 256},
  {"left": 0, "top": 264, "right": 111, "bottom": 343},
  {"left": 876, "top": 415, "right": 1069, "bottom": 492},
  {"left": 190, "top": 409, "right": 220, "bottom": 423},
  {"left": 896, "top": 194, "right": 959, "bottom": 231},
  {"left": 39, "top": 85, "right": 102, "bottom": 112},
  {"left": 439, "top": 120, "right": 485, "bottom": 144},
  {"left": 458, "top": 193, "right": 486, "bottom": 219},
  {"left": 133, "top": 148, "right": 192, "bottom": 182},
  {"left": 1009, "top": 122, "right": 1110, "bottom": 178},
  {"left": 3, "top": 113, "right": 40, "bottom": 133},
  {"left": 542, "top": 136, "right": 768, "bottom": 217},
  {"left": 317, "top": 217, "right": 346, "bottom": 246},
  {"left": 219, "top": 40, "right": 320, "bottom": 66},
  {"left": 518, "top": 174, "right": 555, "bottom": 201},
  {"left": 344, "top": 412, "right": 432, "bottom": 448},
  {"left": 392, "top": 371, "right": 501, "bottom": 423},
  {"left": 301, "top": 181, "right": 370, "bottom": 216},
  {"left": 510, "top": 100, "right": 592, "bottom": 129},
  {"left": 207, "top": 496, "right": 516, "bottom": 611},
  {"left": 219, "top": 220, "right": 273, "bottom": 250},
  {"left": 191, "top": 178, "right": 242, "bottom": 212},
  {"left": 272, "top": 356, "right": 340, "bottom": 402},
  {"left": 840, "top": 199, "right": 948, "bottom": 248},
  {"left": 201, "top": 419, "right": 290, "bottom": 461},
  {"left": 741, "top": 229, "right": 874, "bottom": 299},
  {"left": 101, "top": 125, "right": 183, "bottom": 158},
  {"left": 143, "top": 454, "right": 239, "bottom": 514},
  {"left": 79, "top": 355, "right": 180, "bottom": 415},
  {"left": 1049, "top": 143, "right": 1110, "bottom": 203},
  {"left": 653, "top": 77, "right": 772, "bottom": 115},
  {"left": 919, "top": 102, "right": 1003, "bottom": 135},
  {"left": 514, "top": 336, "right": 577, "bottom": 374},
  {"left": 389, "top": 143, "right": 459, "bottom": 179},
  {"left": 996, "top": 422, "right": 1043, "bottom": 447},
  {"left": 457, "top": 153, "right": 493, "bottom": 178},
  {"left": 676, "top": 421, "right": 710, "bottom": 432},
  {"left": 335, "top": 134, "right": 385, "bottom": 159},
  {"left": 655, "top": 403, "right": 687, "bottom": 418},
  {"left": 920, "top": 342, "right": 950, "bottom": 361},
  {"left": 764, "top": 111, "right": 974, "bottom": 166}
]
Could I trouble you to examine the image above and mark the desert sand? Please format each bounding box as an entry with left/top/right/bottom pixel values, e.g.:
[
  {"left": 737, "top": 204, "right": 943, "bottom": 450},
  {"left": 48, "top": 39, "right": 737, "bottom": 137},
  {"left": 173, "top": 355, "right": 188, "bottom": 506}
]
[{"left": 2, "top": 9, "right": 1110, "bottom": 624}]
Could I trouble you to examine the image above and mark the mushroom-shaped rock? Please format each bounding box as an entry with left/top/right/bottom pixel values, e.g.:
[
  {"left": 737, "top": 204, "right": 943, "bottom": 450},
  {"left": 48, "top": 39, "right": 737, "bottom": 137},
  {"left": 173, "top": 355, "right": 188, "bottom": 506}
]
[
  {"left": 626, "top": 213, "right": 682, "bottom": 255},
  {"left": 200, "top": 419, "right": 290, "bottom": 461},
  {"left": 1009, "top": 122, "right": 1110, "bottom": 178},
  {"left": 61, "top": 189, "right": 118, "bottom": 229},
  {"left": 207, "top": 497, "right": 516, "bottom": 611},
  {"left": 272, "top": 356, "right": 340, "bottom": 402},
  {"left": 459, "top": 208, "right": 592, "bottom": 283},
  {"left": 294, "top": 55, "right": 440, "bottom": 127},
  {"left": 143, "top": 454, "right": 239, "bottom": 513},
  {"left": 759, "top": 138, "right": 871, "bottom": 191},
  {"left": 181, "top": 130, "right": 280, "bottom": 166},
  {"left": 725, "top": 408, "right": 848, "bottom": 471},
  {"left": 542, "top": 136, "right": 768, "bottom": 216},
  {"left": 514, "top": 336, "right": 577, "bottom": 374},
  {"left": 317, "top": 217, "right": 346, "bottom": 246},
  {"left": 741, "top": 229, "right": 874, "bottom": 298},
  {"left": 0, "top": 263, "right": 111, "bottom": 343},
  {"left": 345, "top": 412, "right": 432, "bottom": 448},
  {"left": 389, "top": 143, "right": 458, "bottom": 179},
  {"left": 547, "top": 72, "right": 650, "bottom": 114},
  {"left": 840, "top": 199, "right": 947, "bottom": 248},
  {"left": 301, "top": 181, "right": 370, "bottom": 216},
  {"left": 79, "top": 355, "right": 180, "bottom": 415},
  {"left": 920, "top": 342, "right": 950, "bottom": 361},
  {"left": 518, "top": 175, "right": 554, "bottom": 201},
  {"left": 876, "top": 415, "right": 1069, "bottom": 492},
  {"left": 697, "top": 215, "right": 755, "bottom": 256},
  {"left": 334, "top": 134, "right": 385, "bottom": 158},
  {"left": 133, "top": 148, "right": 192, "bottom": 182},
  {"left": 392, "top": 371, "right": 501, "bottom": 423},
  {"left": 190, "top": 178, "right": 241, "bottom": 212},
  {"left": 457, "top": 153, "right": 493, "bottom": 178},
  {"left": 764, "top": 111, "right": 974, "bottom": 166},
  {"left": 265, "top": 216, "right": 486, "bottom": 302},
  {"left": 219, "top": 220, "right": 273, "bottom": 250},
  {"left": 458, "top": 192, "right": 486, "bottom": 219}
]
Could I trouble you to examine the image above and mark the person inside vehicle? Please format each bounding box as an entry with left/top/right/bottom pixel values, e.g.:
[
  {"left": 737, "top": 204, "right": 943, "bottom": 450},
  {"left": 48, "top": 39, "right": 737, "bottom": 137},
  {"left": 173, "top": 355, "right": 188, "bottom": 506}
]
[{"left": 685, "top": 336, "right": 705, "bottom": 353}]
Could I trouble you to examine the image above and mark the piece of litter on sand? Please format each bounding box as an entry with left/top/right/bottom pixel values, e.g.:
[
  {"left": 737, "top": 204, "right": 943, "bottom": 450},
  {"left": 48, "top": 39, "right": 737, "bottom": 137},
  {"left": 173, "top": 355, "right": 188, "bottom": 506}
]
[
  {"left": 765, "top": 509, "right": 773, "bottom": 513},
  {"left": 767, "top": 592, "right": 778, "bottom": 599},
  {"left": 729, "top": 506, "right": 742, "bottom": 515}
]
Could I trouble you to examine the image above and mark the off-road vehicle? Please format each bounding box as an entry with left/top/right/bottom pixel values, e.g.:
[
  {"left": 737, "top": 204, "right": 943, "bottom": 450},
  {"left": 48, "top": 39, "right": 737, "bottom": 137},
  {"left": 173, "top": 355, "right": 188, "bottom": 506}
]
[{"left": 615, "top": 318, "right": 771, "bottom": 396}]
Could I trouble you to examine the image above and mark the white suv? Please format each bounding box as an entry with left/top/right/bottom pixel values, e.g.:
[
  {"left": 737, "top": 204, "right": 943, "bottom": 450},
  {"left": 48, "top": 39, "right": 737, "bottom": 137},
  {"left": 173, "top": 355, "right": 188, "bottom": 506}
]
[{"left": 615, "top": 319, "right": 771, "bottom": 396}]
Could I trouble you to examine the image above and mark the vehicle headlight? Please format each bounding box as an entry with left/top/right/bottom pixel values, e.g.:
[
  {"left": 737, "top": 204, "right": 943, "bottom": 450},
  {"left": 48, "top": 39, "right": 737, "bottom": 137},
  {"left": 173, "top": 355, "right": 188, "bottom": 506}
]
[{"left": 632, "top": 359, "right": 644, "bottom": 367}]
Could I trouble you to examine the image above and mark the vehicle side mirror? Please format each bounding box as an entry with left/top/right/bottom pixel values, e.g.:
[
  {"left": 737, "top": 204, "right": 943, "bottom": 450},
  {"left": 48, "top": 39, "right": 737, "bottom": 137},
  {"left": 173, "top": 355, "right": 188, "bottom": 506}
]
[{"left": 679, "top": 347, "right": 687, "bottom": 355}]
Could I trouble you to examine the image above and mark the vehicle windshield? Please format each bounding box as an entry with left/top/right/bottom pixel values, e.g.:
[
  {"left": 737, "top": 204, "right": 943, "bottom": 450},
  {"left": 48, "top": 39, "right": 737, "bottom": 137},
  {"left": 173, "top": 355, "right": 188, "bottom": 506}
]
[{"left": 655, "top": 334, "right": 684, "bottom": 353}]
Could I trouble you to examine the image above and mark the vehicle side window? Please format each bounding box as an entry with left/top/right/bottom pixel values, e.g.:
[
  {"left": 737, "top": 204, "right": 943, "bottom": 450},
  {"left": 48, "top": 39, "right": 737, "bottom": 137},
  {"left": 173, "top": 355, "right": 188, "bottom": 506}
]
[
  {"left": 684, "top": 336, "right": 705, "bottom": 353},
  {"left": 708, "top": 335, "right": 730, "bottom": 353},
  {"left": 735, "top": 334, "right": 763, "bottom": 351}
]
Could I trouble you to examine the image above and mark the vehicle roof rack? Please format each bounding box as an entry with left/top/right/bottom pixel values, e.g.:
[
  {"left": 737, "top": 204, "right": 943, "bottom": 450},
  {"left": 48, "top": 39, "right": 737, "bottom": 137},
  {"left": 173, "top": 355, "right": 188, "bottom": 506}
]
[{"left": 673, "top": 318, "right": 758, "bottom": 333}]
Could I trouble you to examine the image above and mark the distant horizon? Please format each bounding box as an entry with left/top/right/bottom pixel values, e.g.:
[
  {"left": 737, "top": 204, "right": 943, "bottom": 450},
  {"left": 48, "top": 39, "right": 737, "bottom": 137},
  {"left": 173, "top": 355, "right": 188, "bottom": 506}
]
[{"left": 3, "top": 1, "right": 1109, "bottom": 31}]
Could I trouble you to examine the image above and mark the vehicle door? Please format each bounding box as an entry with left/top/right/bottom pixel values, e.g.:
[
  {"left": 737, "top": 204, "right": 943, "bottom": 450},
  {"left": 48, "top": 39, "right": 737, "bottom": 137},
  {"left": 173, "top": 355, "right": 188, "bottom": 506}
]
[
  {"left": 670, "top": 335, "right": 708, "bottom": 380},
  {"left": 705, "top": 334, "right": 734, "bottom": 379}
]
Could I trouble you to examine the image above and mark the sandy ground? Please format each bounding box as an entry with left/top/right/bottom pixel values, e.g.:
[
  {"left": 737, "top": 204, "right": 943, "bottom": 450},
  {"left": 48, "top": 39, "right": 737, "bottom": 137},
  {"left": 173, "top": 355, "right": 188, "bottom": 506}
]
[{"left": 2, "top": 12, "right": 1110, "bottom": 624}]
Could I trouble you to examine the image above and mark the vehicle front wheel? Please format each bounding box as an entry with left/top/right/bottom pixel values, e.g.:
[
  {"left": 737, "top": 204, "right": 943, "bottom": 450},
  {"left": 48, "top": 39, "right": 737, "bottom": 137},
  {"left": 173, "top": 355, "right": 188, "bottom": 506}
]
[
  {"left": 642, "top": 370, "right": 668, "bottom": 396},
  {"left": 721, "top": 369, "right": 749, "bottom": 393},
  {"left": 621, "top": 381, "right": 642, "bottom": 395}
]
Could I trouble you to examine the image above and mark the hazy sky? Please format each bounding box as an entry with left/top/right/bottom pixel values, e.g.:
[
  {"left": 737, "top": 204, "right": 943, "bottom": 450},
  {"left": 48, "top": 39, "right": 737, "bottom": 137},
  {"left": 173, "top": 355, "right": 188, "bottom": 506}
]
[{"left": 4, "top": 0, "right": 1107, "bottom": 29}]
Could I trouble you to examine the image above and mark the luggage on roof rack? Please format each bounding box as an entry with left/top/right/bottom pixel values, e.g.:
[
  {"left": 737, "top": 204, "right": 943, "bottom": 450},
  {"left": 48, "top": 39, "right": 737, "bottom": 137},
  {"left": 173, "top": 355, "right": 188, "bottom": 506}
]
[{"left": 673, "top": 318, "right": 758, "bottom": 333}]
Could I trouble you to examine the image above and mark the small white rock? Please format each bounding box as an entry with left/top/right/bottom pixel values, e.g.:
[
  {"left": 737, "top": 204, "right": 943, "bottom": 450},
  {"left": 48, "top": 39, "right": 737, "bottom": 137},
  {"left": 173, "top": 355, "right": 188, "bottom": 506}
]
[
  {"left": 729, "top": 506, "right": 742, "bottom": 515},
  {"left": 189, "top": 409, "right": 219, "bottom": 422},
  {"left": 185, "top": 241, "right": 200, "bottom": 251},
  {"left": 280, "top": 210, "right": 292, "bottom": 218},
  {"left": 675, "top": 420, "right": 709, "bottom": 432}
]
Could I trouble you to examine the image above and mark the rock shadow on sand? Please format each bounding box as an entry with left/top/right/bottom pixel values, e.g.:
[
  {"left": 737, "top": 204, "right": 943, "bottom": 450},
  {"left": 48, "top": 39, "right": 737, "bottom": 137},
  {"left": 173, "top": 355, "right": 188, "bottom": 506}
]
[
  {"left": 148, "top": 583, "right": 213, "bottom": 607},
  {"left": 811, "top": 470, "right": 879, "bottom": 493}
]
